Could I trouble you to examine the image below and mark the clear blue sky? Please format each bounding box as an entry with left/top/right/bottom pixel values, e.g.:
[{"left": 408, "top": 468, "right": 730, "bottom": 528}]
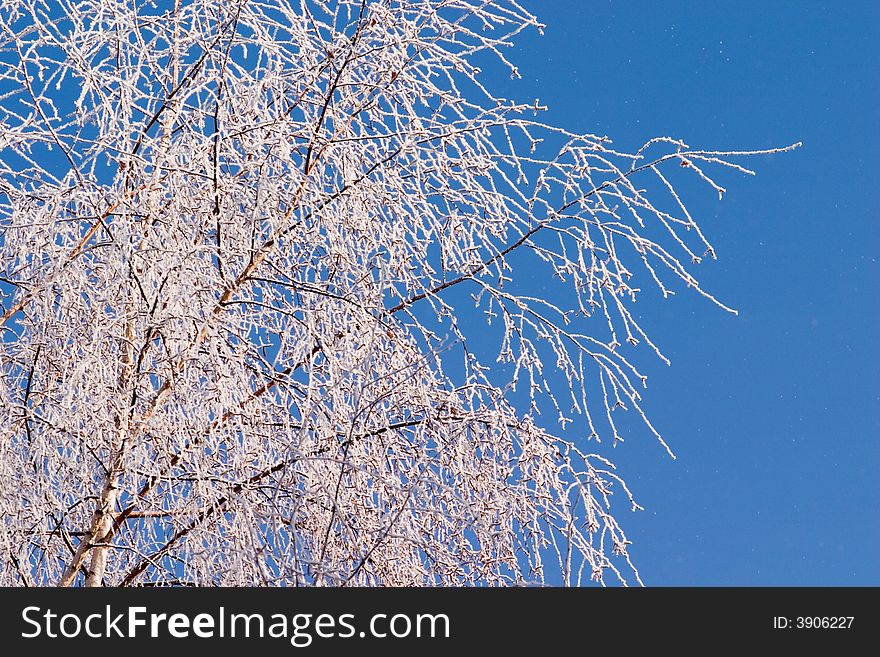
[
  {"left": 3, "top": 0, "right": 875, "bottom": 587},
  {"left": 490, "top": 1, "right": 879, "bottom": 585}
]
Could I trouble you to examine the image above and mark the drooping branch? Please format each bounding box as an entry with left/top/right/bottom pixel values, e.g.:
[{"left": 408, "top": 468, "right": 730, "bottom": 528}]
[{"left": 0, "top": 0, "right": 796, "bottom": 587}]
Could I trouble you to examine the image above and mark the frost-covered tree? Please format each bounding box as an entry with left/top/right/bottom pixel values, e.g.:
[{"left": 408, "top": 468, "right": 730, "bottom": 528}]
[{"left": 0, "top": 0, "right": 796, "bottom": 586}]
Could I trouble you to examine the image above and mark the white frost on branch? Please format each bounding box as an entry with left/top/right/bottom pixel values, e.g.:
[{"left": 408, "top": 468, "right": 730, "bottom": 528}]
[{"left": 0, "top": 0, "right": 797, "bottom": 587}]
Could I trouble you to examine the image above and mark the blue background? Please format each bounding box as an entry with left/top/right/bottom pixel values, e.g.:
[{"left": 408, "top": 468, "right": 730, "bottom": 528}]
[
  {"left": 2, "top": 0, "right": 875, "bottom": 586},
  {"left": 495, "top": 1, "right": 879, "bottom": 585}
]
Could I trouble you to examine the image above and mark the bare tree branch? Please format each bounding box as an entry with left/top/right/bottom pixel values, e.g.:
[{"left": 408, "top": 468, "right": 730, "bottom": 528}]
[{"left": 0, "top": 0, "right": 796, "bottom": 587}]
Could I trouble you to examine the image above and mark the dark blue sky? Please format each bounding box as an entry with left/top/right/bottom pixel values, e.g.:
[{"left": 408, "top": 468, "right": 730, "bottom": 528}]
[
  {"left": 495, "top": 1, "right": 879, "bottom": 585},
  {"left": 3, "top": 0, "right": 875, "bottom": 587}
]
